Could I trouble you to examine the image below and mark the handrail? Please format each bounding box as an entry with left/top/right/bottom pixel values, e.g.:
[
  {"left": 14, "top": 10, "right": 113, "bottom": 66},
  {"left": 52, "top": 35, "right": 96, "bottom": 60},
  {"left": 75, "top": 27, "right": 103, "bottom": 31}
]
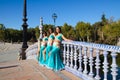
[
  {"left": 62, "top": 41, "right": 120, "bottom": 53},
  {"left": 62, "top": 41, "right": 120, "bottom": 80}
]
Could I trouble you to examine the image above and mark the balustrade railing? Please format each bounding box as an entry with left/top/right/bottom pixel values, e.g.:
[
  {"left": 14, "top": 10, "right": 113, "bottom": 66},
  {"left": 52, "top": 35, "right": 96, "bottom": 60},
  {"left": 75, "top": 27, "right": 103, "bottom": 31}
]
[{"left": 62, "top": 41, "right": 120, "bottom": 80}]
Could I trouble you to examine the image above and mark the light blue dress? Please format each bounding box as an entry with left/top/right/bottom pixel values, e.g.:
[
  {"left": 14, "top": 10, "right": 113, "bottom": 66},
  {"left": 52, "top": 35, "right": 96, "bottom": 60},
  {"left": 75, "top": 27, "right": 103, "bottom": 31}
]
[
  {"left": 38, "top": 37, "right": 48, "bottom": 66},
  {"left": 46, "top": 33, "right": 64, "bottom": 71},
  {"left": 45, "top": 34, "right": 54, "bottom": 65}
]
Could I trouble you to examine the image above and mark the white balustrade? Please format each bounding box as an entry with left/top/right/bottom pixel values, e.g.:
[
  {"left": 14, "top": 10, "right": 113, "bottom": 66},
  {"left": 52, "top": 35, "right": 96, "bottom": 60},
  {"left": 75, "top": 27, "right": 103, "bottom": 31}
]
[
  {"left": 70, "top": 44, "right": 73, "bottom": 68},
  {"left": 62, "top": 41, "right": 120, "bottom": 80},
  {"left": 89, "top": 48, "right": 94, "bottom": 77},
  {"left": 78, "top": 46, "right": 82, "bottom": 72},
  {"left": 95, "top": 49, "right": 101, "bottom": 80},
  {"left": 83, "top": 47, "right": 88, "bottom": 74},
  {"left": 63, "top": 43, "right": 66, "bottom": 65},
  {"left": 66, "top": 44, "right": 70, "bottom": 67},
  {"left": 103, "top": 51, "right": 108, "bottom": 80},
  {"left": 74, "top": 45, "right": 78, "bottom": 70},
  {"left": 111, "top": 52, "right": 118, "bottom": 80}
]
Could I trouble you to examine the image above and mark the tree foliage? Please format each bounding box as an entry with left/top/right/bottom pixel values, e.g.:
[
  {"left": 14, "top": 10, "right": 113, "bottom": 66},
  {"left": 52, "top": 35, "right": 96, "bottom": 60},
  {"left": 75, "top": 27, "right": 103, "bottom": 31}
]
[
  {"left": 61, "top": 23, "right": 77, "bottom": 40},
  {"left": 75, "top": 21, "right": 92, "bottom": 41},
  {"left": 102, "top": 20, "right": 120, "bottom": 45},
  {"left": 0, "top": 14, "right": 120, "bottom": 45}
]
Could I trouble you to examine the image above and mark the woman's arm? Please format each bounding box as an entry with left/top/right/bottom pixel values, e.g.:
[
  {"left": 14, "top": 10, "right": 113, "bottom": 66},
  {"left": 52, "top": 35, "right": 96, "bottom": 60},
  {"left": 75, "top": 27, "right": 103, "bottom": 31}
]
[
  {"left": 37, "top": 39, "right": 40, "bottom": 56},
  {"left": 62, "top": 35, "right": 72, "bottom": 41}
]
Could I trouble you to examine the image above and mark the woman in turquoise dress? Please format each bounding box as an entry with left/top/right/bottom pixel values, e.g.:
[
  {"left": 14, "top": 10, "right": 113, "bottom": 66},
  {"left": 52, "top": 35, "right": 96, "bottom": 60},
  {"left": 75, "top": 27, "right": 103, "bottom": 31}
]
[
  {"left": 45, "top": 28, "right": 55, "bottom": 65},
  {"left": 46, "top": 26, "right": 72, "bottom": 71},
  {"left": 38, "top": 32, "right": 48, "bottom": 66}
]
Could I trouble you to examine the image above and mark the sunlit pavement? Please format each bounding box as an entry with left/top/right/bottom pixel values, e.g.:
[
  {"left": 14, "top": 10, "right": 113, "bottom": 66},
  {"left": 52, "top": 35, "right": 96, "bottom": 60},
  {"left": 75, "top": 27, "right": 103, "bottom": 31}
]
[{"left": 0, "top": 60, "right": 82, "bottom": 80}]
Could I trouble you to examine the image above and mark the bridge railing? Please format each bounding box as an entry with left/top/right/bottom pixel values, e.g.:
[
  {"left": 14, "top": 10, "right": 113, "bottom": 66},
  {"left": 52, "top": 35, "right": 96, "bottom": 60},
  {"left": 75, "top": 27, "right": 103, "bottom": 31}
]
[{"left": 62, "top": 41, "right": 120, "bottom": 80}]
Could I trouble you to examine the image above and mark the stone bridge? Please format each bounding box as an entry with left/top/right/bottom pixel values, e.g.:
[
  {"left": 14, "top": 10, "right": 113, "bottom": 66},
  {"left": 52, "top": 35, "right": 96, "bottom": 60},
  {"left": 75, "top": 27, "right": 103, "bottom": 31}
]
[
  {"left": 1, "top": 41, "right": 120, "bottom": 80},
  {"left": 25, "top": 41, "right": 120, "bottom": 80}
]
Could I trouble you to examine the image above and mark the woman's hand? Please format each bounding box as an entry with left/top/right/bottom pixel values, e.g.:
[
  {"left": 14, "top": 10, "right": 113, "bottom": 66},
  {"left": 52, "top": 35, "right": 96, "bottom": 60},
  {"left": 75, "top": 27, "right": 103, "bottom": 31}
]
[
  {"left": 37, "top": 50, "right": 40, "bottom": 56},
  {"left": 62, "top": 35, "right": 73, "bottom": 42}
]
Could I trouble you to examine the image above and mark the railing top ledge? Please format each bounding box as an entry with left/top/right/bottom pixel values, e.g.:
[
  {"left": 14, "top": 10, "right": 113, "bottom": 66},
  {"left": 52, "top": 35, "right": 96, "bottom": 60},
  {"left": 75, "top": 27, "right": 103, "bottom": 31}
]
[{"left": 62, "top": 41, "right": 120, "bottom": 53}]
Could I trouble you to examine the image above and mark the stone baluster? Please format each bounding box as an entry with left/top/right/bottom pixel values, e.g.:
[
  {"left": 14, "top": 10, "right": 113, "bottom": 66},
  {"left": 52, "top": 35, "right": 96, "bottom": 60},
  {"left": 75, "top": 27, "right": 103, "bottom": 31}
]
[
  {"left": 62, "top": 41, "right": 120, "bottom": 80},
  {"left": 63, "top": 43, "right": 66, "bottom": 64},
  {"left": 89, "top": 48, "right": 94, "bottom": 77},
  {"left": 70, "top": 44, "right": 73, "bottom": 68},
  {"left": 111, "top": 52, "right": 118, "bottom": 80},
  {"left": 95, "top": 49, "right": 101, "bottom": 80},
  {"left": 74, "top": 45, "right": 77, "bottom": 70},
  {"left": 78, "top": 46, "right": 82, "bottom": 72},
  {"left": 66, "top": 44, "right": 70, "bottom": 67},
  {"left": 83, "top": 47, "right": 88, "bottom": 74},
  {"left": 103, "top": 51, "right": 108, "bottom": 80}
]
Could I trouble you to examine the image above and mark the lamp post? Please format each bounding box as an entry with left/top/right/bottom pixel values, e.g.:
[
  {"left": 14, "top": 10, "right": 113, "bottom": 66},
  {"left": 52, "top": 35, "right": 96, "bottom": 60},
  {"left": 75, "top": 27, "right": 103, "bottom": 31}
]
[
  {"left": 20, "top": 0, "right": 28, "bottom": 60},
  {"left": 52, "top": 13, "right": 57, "bottom": 27},
  {"left": 39, "top": 17, "right": 43, "bottom": 40}
]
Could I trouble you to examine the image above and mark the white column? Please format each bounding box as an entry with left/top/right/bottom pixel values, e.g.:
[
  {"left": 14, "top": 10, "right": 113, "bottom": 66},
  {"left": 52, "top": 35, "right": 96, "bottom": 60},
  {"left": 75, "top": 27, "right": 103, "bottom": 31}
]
[
  {"left": 78, "top": 46, "right": 82, "bottom": 72},
  {"left": 83, "top": 47, "right": 88, "bottom": 74},
  {"left": 63, "top": 43, "right": 66, "bottom": 64},
  {"left": 111, "top": 52, "right": 118, "bottom": 80},
  {"left": 70, "top": 44, "right": 73, "bottom": 68},
  {"left": 66, "top": 44, "right": 70, "bottom": 67},
  {"left": 103, "top": 51, "right": 108, "bottom": 80},
  {"left": 74, "top": 45, "right": 77, "bottom": 70},
  {"left": 95, "top": 49, "right": 101, "bottom": 80},
  {"left": 89, "top": 48, "right": 94, "bottom": 77}
]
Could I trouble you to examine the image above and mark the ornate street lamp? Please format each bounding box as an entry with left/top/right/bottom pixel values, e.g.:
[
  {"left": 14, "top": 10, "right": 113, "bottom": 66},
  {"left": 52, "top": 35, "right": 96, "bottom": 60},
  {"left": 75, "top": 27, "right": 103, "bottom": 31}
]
[
  {"left": 37, "top": 17, "right": 43, "bottom": 59},
  {"left": 39, "top": 17, "right": 43, "bottom": 40},
  {"left": 20, "top": 0, "right": 28, "bottom": 60},
  {"left": 52, "top": 13, "right": 57, "bottom": 27},
  {"left": 38, "top": 17, "right": 43, "bottom": 47}
]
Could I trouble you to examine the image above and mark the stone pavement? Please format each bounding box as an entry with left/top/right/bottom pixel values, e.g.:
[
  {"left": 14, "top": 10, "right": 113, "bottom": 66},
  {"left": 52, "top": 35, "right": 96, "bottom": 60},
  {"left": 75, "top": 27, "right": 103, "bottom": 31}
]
[{"left": 0, "top": 60, "right": 82, "bottom": 80}]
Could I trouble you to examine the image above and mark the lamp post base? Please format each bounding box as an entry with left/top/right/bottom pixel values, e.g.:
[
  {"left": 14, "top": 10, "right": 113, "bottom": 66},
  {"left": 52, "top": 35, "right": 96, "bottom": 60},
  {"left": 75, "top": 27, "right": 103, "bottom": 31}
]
[{"left": 19, "top": 48, "right": 27, "bottom": 60}]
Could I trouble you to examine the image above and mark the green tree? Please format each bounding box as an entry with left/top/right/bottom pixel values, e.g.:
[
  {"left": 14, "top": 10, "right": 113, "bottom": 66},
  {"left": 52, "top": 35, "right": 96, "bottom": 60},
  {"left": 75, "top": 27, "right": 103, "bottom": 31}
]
[
  {"left": 3, "top": 28, "right": 22, "bottom": 42},
  {"left": 61, "top": 23, "right": 76, "bottom": 40},
  {"left": 61, "top": 23, "right": 72, "bottom": 37},
  {"left": 103, "top": 20, "right": 120, "bottom": 45},
  {"left": 35, "top": 26, "right": 39, "bottom": 39},
  {"left": 0, "top": 24, "right": 5, "bottom": 30},
  {"left": 101, "top": 14, "right": 108, "bottom": 26},
  {"left": 27, "top": 28, "right": 37, "bottom": 42},
  {"left": 43, "top": 24, "right": 54, "bottom": 33},
  {"left": 0, "top": 24, "right": 6, "bottom": 42},
  {"left": 92, "top": 22, "right": 102, "bottom": 42},
  {"left": 100, "top": 14, "right": 108, "bottom": 41},
  {"left": 0, "top": 30, "right": 5, "bottom": 41},
  {"left": 75, "top": 21, "right": 92, "bottom": 41}
]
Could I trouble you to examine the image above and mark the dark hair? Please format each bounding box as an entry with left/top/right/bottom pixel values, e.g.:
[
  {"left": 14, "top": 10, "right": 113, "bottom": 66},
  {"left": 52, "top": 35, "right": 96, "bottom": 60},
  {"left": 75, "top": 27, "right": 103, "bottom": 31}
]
[
  {"left": 42, "top": 31, "right": 47, "bottom": 36},
  {"left": 54, "top": 29, "right": 57, "bottom": 35},
  {"left": 49, "top": 27, "right": 54, "bottom": 33},
  {"left": 56, "top": 26, "right": 62, "bottom": 33},
  {"left": 47, "top": 27, "right": 54, "bottom": 36}
]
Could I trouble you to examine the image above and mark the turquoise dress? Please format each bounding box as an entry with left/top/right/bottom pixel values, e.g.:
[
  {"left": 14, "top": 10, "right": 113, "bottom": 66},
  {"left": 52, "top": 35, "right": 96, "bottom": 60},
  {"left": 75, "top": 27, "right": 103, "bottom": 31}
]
[
  {"left": 45, "top": 34, "right": 54, "bottom": 65},
  {"left": 38, "top": 37, "right": 48, "bottom": 66},
  {"left": 46, "top": 33, "right": 64, "bottom": 71}
]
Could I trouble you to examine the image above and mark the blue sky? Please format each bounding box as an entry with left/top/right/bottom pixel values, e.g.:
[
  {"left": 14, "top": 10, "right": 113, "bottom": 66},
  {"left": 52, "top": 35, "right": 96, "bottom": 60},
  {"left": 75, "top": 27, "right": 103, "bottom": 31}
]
[{"left": 0, "top": 0, "right": 120, "bottom": 29}]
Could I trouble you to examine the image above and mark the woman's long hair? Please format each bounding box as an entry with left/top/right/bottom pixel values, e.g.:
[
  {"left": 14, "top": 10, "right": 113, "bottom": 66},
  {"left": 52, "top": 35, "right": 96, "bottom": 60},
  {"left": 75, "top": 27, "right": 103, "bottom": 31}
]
[
  {"left": 49, "top": 27, "right": 54, "bottom": 34},
  {"left": 42, "top": 31, "right": 47, "bottom": 37},
  {"left": 56, "top": 26, "right": 62, "bottom": 33},
  {"left": 48, "top": 27, "right": 54, "bottom": 36},
  {"left": 54, "top": 26, "right": 62, "bottom": 36}
]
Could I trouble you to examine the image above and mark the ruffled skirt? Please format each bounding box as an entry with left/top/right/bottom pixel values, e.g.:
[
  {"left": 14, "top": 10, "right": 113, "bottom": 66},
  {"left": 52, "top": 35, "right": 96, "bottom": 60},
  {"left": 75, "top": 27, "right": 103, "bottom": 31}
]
[
  {"left": 45, "top": 44, "right": 52, "bottom": 65},
  {"left": 46, "top": 46, "right": 64, "bottom": 71},
  {"left": 38, "top": 45, "right": 46, "bottom": 66}
]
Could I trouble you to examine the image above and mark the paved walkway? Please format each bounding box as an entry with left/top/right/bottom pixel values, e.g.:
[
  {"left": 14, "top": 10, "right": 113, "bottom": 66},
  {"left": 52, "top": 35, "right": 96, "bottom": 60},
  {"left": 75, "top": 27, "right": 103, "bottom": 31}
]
[{"left": 0, "top": 60, "right": 82, "bottom": 80}]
